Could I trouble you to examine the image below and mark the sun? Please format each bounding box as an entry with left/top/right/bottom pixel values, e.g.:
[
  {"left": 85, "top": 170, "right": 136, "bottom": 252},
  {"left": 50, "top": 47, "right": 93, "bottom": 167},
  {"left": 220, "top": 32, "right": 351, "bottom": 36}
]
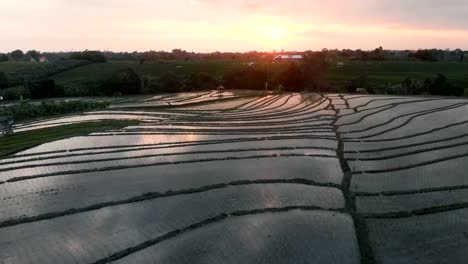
[{"left": 267, "top": 26, "right": 289, "bottom": 41}]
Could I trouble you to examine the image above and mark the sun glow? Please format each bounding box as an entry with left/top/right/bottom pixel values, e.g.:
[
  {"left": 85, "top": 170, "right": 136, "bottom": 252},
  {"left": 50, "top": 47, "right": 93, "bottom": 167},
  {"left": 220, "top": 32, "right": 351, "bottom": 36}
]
[{"left": 266, "top": 26, "right": 289, "bottom": 41}]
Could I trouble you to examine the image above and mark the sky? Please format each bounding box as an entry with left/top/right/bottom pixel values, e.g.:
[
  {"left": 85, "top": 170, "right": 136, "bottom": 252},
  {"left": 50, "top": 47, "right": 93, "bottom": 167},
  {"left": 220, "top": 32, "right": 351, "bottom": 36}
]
[{"left": 1, "top": 0, "right": 468, "bottom": 52}]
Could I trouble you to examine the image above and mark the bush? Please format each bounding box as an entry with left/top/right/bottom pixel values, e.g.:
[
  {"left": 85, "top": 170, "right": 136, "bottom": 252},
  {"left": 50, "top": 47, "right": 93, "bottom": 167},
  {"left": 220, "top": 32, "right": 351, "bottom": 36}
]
[
  {"left": 426, "top": 74, "right": 463, "bottom": 96},
  {"left": 158, "top": 72, "right": 183, "bottom": 93},
  {"left": 0, "top": 100, "right": 109, "bottom": 121},
  {"left": 184, "top": 72, "right": 217, "bottom": 91},
  {"left": 0, "top": 72, "right": 8, "bottom": 89},
  {"left": 223, "top": 67, "right": 267, "bottom": 90},
  {"left": 70, "top": 50, "right": 107, "bottom": 63},
  {"left": 275, "top": 63, "right": 305, "bottom": 92},
  {"left": 25, "top": 79, "right": 63, "bottom": 99},
  {"left": 101, "top": 68, "right": 141, "bottom": 95},
  {"left": 0, "top": 54, "right": 8, "bottom": 62},
  {"left": 0, "top": 86, "right": 31, "bottom": 100},
  {"left": 301, "top": 51, "right": 330, "bottom": 91}
]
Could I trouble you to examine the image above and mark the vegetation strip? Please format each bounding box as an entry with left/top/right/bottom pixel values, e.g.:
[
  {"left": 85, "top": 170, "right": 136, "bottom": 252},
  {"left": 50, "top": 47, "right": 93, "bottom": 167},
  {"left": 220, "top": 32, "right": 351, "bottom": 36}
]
[
  {"left": 0, "top": 179, "right": 342, "bottom": 229},
  {"left": 0, "top": 120, "right": 138, "bottom": 157}
]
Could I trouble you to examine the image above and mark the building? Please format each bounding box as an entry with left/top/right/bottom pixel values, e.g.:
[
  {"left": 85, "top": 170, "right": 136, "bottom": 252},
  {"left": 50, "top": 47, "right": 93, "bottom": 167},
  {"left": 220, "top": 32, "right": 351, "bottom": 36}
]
[
  {"left": 39, "top": 56, "right": 48, "bottom": 63},
  {"left": 273, "top": 55, "right": 303, "bottom": 61}
]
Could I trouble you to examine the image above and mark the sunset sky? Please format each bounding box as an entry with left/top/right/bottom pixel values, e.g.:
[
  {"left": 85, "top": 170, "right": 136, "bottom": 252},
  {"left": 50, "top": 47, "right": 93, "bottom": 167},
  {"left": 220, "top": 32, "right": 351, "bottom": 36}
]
[{"left": 2, "top": 0, "right": 468, "bottom": 52}]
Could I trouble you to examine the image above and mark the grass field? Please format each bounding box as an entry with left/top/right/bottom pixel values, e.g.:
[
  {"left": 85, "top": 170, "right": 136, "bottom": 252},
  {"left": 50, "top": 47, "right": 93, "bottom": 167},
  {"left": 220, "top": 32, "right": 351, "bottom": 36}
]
[
  {"left": 328, "top": 61, "right": 468, "bottom": 88},
  {"left": 52, "top": 60, "right": 468, "bottom": 89},
  {"left": 0, "top": 120, "right": 137, "bottom": 157},
  {"left": 2, "top": 60, "right": 468, "bottom": 93}
]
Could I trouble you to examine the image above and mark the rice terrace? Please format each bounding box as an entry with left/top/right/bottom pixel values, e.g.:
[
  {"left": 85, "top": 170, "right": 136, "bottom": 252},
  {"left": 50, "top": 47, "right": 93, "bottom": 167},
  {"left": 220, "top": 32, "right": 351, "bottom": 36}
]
[
  {"left": 3, "top": 0, "right": 468, "bottom": 263},
  {"left": 1, "top": 90, "right": 468, "bottom": 263}
]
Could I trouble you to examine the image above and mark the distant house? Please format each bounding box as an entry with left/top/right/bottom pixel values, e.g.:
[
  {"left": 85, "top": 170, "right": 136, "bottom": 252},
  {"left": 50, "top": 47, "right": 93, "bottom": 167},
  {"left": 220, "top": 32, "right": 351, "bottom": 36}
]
[
  {"left": 273, "top": 55, "right": 303, "bottom": 61},
  {"left": 336, "top": 62, "right": 345, "bottom": 68},
  {"left": 247, "top": 61, "right": 256, "bottom": 67},
  {"left": 39, "top": 56, "right": 48, "bottom": 63}
]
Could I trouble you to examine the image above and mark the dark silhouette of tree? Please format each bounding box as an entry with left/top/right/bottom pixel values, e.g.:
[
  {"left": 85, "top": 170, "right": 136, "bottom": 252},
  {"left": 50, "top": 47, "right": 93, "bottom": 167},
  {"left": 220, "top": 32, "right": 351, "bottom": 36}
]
[
  {"left": 223, "top": 67, "right": 267, "bottom": 90},
  {"left": 276, "top": 63, "right": 304, "bottom": 92},
  {"left": 26, "top": 79, "right": 62, "bottom": 99},
  {"left": 0, "top": 72, "right": 8, "bottom": 89},
  {"left": 26, "top": 50, "right": 40, "bottom": 61},
  {"left": 0, "top": 54, "right": 8, "bottom": 62},
  {"left": 185, "top": 72, "right": 217, "bottom": 91},
  {"left": 159, "top": 72, "right": 182, "bottom": 92},
  {"left": 70, "top": 50, "right": 107, "bottom": 63},
  {"left": 10, "top": 50, "right": 24, "bottom": 61},
  {"left": 426, "top": 74, "right": 463, "bottom": 96},
  {"left": 102, "top": 68, "right": 141, "bottom": 95},
  {"left": 301, "top": 51, "right": 329, "bottom": 91}
]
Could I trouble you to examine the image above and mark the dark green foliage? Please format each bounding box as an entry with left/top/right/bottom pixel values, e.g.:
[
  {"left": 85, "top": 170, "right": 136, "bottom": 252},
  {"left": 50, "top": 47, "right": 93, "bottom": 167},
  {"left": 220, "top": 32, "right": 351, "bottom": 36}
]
[
  {"left": 426, "top": 74, "right": 464, "bottom": 96},
  {"left": 185, "top": 72, "right": 217, "bottom": 91},
  {"left": 301, "top": 51, "right": 329, "bottom": 91},
  {"left": 10, "top": 50, "right": 24, "bottom": 61},
  {"left": 223, "top": 67, "right": 267, "bottom": 90},
  {"left": 410, "top": 50, "right": 438, "bottom": 62},
  {"left": 0, "top": 72, "right": 8, "bottom": 89},
  {"left": 70, "top": 50, "right": 107, "bottom": 63},
  {"left": 0, "top": 54, "right": 8, "bottom": 62},
  {"left": 383, "top": 75, "right": 463, "bottom": 96},
  {"left": 2, "top": 60, "right": 90, "bottom": 88},
  {"left": 0, "top": 100, "right": 109, "bottom": 122},
  {"left": 25, "top": 79, "right": 63, "bottom": 99},
  {"left": 0, "top": 120, "right": 135, "bottom": 157},
  {"left": 158, "top": 72, "right": 183, "bottom": 92},
  {"left": 101, "top": 68, "right": 141, "bottom": 95},
  {"left": 0, "top": 86, "right": 31, "bottom": 100},
  {"left": 347, "top": 70, "right": 369, "bottom": 93},
  {"left": 275, "top": 63, "right": 304, "bottom": 92},
  {"left": 26, "top": 50, "right": 40, "bottom": 61},
  {"left": 402, "top": 78, "right": 425, "bottom": 95}
]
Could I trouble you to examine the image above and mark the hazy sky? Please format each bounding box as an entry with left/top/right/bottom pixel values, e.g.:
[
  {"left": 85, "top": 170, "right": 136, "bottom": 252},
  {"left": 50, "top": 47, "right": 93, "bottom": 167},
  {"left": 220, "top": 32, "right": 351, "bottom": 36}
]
[{"left": 2, "top": 0, "right": 468, "bottom": 52}]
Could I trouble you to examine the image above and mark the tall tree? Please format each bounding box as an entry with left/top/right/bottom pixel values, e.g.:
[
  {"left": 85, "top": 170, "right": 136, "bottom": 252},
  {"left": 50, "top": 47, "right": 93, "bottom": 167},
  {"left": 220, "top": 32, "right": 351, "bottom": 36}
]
[
  {"left": 10, "top": 50, "right": 24, "bottom": 61},
  {"left": 0, "top": 72, "right": 8, "bottom": 89},
  {"left": 26, "top": 50, "right": 40, "bottom": 61},
  {"left": 0, "top": 54, "right": 8, "bottom": 62}
]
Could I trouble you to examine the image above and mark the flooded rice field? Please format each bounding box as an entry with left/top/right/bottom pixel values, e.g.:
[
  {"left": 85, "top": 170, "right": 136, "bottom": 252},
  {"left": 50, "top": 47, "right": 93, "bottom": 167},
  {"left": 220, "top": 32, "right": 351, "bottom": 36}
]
[{"left": 2, "top": 92, "right": 468, "bottom": 263}]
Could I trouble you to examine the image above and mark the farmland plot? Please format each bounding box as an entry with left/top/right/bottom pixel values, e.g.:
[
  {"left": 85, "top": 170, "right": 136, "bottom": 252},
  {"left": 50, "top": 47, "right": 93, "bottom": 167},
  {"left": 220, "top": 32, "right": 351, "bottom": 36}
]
[
  {"left": 2, "top": 91, "right": 468, "bottom": 264},
  {"left": 340, "top": 94, "right": 468, "bottom": 263}
]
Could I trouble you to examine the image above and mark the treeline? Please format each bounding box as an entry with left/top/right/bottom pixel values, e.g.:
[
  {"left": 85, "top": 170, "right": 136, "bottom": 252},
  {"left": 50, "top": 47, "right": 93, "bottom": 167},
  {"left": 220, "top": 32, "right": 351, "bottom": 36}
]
[
  {"left": 0, "top": 51, "right": 329, "bottom": 99},
  {"left": 0, "top": 100, "right": 109, "bottom": 121},
  {"left": 2, "top": 48, "right": 466, "bottom": 64},
  {"left": 346, "top": 72, "right": 466, "bottom": 96},
  {"left": 0, "top": 50, "right": 108, "bottom": 63}
]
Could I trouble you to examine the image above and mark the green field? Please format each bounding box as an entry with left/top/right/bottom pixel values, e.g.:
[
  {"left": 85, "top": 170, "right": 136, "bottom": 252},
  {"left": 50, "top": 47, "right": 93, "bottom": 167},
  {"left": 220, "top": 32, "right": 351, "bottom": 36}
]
[
  {"left": 328, "top": 61, "right": 468, "bottom": 88},
  {"left": 2, "top": 60, "right": 468, "bottom": 94},
  {"left": 0, "top": 120, "right": 137, "bottom": 157}
]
